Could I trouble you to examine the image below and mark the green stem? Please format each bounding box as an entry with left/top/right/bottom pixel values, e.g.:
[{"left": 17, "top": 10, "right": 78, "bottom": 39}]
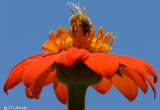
[
  {"left": 56, "top": 62, "right": 102, "bottom": 110},
  {"left": 67, "top": 86, "right": 88, "bottom": 110}
]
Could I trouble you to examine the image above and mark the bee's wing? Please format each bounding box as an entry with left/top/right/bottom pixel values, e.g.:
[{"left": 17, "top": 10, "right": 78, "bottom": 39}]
[
  {"left": 78, "top": 3, "right": 87, "bottom": 16},
  {"left": 67, "top": 2, "right": 79, "bottom": 14}
]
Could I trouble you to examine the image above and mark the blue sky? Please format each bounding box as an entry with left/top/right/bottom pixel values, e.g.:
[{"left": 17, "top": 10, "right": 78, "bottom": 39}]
[{"left": 0, "top": 0, "right": 160, "bottom": 110}]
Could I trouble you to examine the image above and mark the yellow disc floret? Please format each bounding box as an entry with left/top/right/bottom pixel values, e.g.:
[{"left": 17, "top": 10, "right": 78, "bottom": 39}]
[{"left": 42, "top": 26, "right": 116, "bottom": 54}]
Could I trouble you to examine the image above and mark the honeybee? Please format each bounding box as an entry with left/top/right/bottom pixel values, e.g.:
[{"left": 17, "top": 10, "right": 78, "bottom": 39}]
[{"left": 67, "top": 2, "right": 92, "bottom": 36}]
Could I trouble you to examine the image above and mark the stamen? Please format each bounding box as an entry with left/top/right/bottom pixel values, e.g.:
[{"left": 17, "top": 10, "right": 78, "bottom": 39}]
[
  {"left": 58, "top": 32, "right": 69, "bottom": 51},
  {"left": 55, "top": 26, "right": 66, "bottom": 39},
  {"left": 109, "top": 35, "right": 117, "bottom": 46},
  {"left": 97, "top": 27, "right": 104, "bottom": 39},
  {"left": 94, "top": 35, "right": 101, "bottom": 52},
  {"left": 75, "top": 27, "right": 83, "bottom": 48},
  {"left": 88, "top": 30, "right": 95, "bottom": 51},
  {"left": 49, "top": 31, "right": 55, "bottom": 40},
  {"left": 68, "top": 27, "right": 72, "bottom": 38},
  {"left": 82, "top": 33, "right": 88, "bottom": 49},
  {"left": 103, "top": 32, "right": 111, "bottom": 44},
  {"left": 97, "top": 44, "right": 103, "bottom": 53},
  {"left": 64, "top": 37, "right": 73, "bottom": 50}
]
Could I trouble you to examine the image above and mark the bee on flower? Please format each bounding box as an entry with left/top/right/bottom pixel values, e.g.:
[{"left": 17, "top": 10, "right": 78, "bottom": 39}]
[{"left": 67, "top": 2, "right": 93, "bottom": 36}]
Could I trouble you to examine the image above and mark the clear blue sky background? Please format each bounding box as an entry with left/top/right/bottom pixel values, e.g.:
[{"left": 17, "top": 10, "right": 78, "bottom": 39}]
[{"left": 0, "top": 0, "right": 160, "bottom": 110}]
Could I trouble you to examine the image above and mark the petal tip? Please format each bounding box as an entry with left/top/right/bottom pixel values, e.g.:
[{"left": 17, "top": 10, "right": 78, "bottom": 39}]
[
  {"left": 4, "top": 89, "right": 8, "bottom": 95},
  {"left": 154, "top": 95, "right": 156, "bottom": 99},
  {"left": 3, "top": 85, "right": 9, "bottom": 95},
  {"left": 143, "top": 74, "right": 156, "bottom": 99}
]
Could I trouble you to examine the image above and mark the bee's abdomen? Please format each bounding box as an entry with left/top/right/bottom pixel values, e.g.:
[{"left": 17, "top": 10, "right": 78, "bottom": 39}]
[{"left": 80, "top": 18, "right": 92, "bottom": 36}]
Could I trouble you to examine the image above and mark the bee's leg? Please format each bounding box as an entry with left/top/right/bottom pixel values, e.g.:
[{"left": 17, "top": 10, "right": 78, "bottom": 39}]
[
  {"left": 72, "top": 25, "right": 75, "bottom": 33},
  {"left": 83, "top": 31, "right": 86, "bottom": 36},
  {"left": 71, "top": 23, "right": 76, "bottom": 33},
  {"left": 87, "top": 30, "right": 91, "bottom": 37},
  {"left": 87, "top": 27, "right": 94, "bottom": 37}
]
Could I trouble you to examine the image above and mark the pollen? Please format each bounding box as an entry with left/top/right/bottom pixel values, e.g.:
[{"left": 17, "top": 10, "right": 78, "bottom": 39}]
[{"left": 42, "top": 26, "right": 116, "bottom": 54}]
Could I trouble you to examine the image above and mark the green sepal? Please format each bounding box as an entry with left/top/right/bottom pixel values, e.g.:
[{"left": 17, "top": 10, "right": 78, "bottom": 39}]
[{"left": 56, "top": 61, "right": 102, "bottom": 86}]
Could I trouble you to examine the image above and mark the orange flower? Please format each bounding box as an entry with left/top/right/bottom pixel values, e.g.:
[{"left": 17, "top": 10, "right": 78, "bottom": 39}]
[{"left": 4, "top": 26, "right": 157, "bottom": 105}]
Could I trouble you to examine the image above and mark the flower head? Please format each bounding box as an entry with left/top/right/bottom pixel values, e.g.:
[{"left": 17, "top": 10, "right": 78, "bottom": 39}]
[{"left": 4, "top": 25, "right": 157, "bottom": 104}]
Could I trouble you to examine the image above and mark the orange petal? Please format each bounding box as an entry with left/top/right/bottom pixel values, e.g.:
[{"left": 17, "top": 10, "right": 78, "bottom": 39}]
[
  {"left": 143, "top": 74, "right": 156, "bottom": 98},
  {"left": 85, "top": 53, "right": 119, "bottom": 78},
  {"left": 93, "top": 77, "right": 112, "bottom": 94},
  {"left": 53, "top": 79, "right": 67, "bottom": 104},
  {"left": 4, "top": 53, "right": 45, "bottom": 94},
  {"left": 120, "top": 67, "right": 148, "bottom": 94},
  {"left": 111, "top": 54, "right": 146, "bottom": 76},
  {"left": 44, "top": 70, "right": 56, "bottom": 86},
  {"left": 23, "top": 54, "right": 58, "bottom": 87},
  {"left": 42, "top": 40, "right": 59, "bottom": 53},
  {"left": 56, "top": 47, "right": 90, "bottom": 67},
  {"left": 25, "top": 87, "right": 35, "bottom": 99},
  {"left": 25, "top": 66, "right": 52, "bottom": 99},
  {"left": 111, "top": 69, "right": 138, "bottom": 101},
  {"left": 136, "top": 58, "right": 157, "bottom": 83}
]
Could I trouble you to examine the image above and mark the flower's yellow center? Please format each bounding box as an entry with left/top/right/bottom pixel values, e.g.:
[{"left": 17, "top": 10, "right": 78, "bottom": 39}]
[{"left": 42, "top": 26, "right": 116, "bottom": 53}]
